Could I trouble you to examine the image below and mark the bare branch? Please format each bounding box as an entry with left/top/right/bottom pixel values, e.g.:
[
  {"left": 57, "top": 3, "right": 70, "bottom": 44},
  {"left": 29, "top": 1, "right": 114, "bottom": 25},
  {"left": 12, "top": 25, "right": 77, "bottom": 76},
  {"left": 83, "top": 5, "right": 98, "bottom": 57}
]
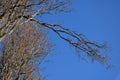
[{"left": 31, "top": 18, "right": 109, "bottom": 64}]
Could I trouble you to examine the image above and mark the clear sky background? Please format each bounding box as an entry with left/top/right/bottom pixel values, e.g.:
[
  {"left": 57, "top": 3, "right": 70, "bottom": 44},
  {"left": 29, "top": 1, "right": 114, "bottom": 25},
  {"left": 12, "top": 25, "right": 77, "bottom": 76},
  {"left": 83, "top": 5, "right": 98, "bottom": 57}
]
[{"left": 41, "top": 0, "right": 120, "bottom": 80}]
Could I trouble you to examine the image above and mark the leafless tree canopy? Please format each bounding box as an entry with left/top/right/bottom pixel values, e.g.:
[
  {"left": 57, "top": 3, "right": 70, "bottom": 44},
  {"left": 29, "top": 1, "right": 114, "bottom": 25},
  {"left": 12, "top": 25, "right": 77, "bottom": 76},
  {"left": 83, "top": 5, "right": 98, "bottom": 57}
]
[
  {"left": 0, "top": 23, "right": 50, "bottom": 80},
  {"left": 0, "top": 0, "right": 70, "bottom": 40},
  {"left": 0, "top": 0, "right": 110, "bottom": 79}
]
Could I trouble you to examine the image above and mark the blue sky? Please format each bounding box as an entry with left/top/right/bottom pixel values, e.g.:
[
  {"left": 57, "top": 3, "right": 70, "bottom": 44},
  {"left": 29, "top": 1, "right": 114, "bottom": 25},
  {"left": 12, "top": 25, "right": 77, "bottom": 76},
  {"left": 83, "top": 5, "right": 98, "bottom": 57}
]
[{"left": 41, "top": 0, "right": 120, "bottom": 80}]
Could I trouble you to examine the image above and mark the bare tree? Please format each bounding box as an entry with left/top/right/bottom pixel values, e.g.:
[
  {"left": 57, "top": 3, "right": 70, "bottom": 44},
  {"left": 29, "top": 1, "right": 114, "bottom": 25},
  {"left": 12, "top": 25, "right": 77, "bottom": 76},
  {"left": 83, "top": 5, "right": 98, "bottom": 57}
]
[
  {"left": 0, "top": 1, "right": 111, "bottom": 80},
  {"left": 0, "top": 22, "right": 50, "bottom": 80},
  {"left": 0, "top": 0, "right": 110, "bottom": 64}
]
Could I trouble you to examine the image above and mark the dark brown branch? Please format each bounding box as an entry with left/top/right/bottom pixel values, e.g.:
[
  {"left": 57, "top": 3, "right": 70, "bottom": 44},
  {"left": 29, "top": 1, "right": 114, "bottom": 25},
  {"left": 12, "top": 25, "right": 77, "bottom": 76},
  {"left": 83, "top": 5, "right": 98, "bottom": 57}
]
[{"left": 32, "top": 18, "right": 109, "bottom": 65}]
